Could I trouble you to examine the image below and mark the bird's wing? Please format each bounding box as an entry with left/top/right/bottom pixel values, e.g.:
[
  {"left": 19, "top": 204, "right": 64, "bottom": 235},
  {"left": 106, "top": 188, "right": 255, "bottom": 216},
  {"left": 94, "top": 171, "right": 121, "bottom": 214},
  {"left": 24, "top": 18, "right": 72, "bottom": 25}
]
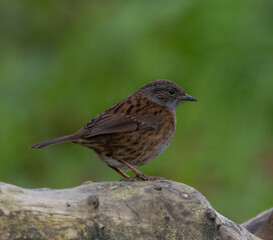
[
  {"left": 81, "top": 112, "right": 161, "bottom": 139},
  {"left": 81, "top": 99, "right": 162, "bottom": 138}
]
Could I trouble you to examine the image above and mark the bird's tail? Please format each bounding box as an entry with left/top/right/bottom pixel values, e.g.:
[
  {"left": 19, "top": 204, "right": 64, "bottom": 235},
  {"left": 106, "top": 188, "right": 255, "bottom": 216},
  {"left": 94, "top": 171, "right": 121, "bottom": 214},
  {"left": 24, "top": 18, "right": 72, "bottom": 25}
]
[{"left": 29, "top": 134, "right": 78, "bottom": 149}]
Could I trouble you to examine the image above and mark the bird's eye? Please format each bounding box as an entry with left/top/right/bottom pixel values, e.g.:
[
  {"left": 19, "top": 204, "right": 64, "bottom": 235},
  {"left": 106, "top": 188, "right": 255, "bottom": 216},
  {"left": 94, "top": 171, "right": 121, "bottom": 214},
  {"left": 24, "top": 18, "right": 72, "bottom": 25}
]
[{"left": 168, "top": 88, "right": 175, "bottom": 95}]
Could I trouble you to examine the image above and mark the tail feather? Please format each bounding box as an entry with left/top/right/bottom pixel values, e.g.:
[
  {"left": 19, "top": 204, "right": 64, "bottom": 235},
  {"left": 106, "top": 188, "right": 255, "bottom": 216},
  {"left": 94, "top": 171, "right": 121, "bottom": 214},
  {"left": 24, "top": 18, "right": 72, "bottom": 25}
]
[{"left": 29, "top": 134, "right": 78, "bottom": 149}]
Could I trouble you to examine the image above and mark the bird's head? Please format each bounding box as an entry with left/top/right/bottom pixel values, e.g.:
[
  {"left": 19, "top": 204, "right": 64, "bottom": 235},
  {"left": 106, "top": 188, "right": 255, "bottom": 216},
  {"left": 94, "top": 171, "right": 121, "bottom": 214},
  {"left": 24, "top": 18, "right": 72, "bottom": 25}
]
[{"left": 139, "top": 79, "right": 197, "bottom": 111}]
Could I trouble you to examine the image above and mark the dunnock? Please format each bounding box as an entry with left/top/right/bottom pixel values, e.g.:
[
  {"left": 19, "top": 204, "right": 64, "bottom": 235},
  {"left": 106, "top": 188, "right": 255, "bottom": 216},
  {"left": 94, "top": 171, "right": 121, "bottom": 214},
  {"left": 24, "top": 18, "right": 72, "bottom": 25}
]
[{"left": 30, "top": 80, "right": 197, "bottom": 181}]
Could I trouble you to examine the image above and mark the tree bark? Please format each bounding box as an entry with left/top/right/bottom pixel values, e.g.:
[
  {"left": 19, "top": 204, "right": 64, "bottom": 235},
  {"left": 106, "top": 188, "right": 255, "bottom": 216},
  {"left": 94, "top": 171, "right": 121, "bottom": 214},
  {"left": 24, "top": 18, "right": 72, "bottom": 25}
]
[{"left": 0, "top": 180, "right": 268, "bottom": 240}]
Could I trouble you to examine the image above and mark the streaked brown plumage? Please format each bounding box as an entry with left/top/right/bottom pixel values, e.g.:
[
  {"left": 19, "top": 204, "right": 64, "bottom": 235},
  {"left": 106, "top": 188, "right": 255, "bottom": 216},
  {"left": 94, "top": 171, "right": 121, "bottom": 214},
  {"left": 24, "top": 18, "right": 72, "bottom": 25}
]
[{"left": 30, "top": 80, "right": 197, "bottom": 181}]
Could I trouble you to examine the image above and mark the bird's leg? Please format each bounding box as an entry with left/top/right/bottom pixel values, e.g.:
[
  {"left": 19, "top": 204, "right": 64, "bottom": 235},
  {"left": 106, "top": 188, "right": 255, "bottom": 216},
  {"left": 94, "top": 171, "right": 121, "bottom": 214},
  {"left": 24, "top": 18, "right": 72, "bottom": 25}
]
[
  {"left": 108, "top": 165, "right": 136, "bottom": 182},
  {"left": 119, "top": 160, "right": 165, "bottom": 181},
  {"left": 108, "top": 165, "right": 130, "bottom": 178}
]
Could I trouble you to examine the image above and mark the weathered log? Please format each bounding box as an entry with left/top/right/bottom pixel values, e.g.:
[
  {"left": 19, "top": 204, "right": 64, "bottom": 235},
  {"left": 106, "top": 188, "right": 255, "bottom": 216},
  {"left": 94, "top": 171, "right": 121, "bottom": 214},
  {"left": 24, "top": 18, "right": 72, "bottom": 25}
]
[
  {"left": 0, "top": 180, "right": 264, "bottom": 240},
  {"left": 242, "top": 207, "right": 273, "bottom": 240}
]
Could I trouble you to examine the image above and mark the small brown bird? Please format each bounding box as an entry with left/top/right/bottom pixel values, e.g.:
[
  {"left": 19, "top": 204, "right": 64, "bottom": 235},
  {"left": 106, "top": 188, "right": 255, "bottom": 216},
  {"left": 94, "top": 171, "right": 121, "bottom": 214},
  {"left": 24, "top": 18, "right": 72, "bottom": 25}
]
[{"left": 30, "top": 80, "right": 197, "bottom": 181}]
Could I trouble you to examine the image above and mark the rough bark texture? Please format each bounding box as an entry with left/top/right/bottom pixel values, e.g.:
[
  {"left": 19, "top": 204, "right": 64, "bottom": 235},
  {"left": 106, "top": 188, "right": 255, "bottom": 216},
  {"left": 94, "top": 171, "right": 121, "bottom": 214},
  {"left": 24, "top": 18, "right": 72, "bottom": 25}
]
[{"left": 0, "top": 180, "right": 265, "bottom": 240}]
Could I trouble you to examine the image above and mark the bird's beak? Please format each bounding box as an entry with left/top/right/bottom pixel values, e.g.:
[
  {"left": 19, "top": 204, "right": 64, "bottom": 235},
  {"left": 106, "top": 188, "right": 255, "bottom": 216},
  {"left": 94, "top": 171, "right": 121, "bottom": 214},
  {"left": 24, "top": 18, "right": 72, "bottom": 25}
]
[{"left": 179, "top": 94, "right": 198, "bottom": 101}]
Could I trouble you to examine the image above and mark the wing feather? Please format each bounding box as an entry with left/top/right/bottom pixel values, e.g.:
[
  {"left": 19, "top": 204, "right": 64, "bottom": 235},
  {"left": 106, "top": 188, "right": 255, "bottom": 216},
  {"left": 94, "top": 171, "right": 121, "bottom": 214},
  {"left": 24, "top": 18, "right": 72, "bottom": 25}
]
[{"left": 81, "top": 97, "right": 162, "bottom": 138}]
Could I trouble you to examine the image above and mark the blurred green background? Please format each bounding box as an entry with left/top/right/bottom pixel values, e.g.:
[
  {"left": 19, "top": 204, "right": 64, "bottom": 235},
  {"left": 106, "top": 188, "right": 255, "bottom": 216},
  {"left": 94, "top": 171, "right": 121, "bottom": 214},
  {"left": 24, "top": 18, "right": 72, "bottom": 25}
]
[{"left": 0, "top": 0, "right": 272, "bottom": 223}]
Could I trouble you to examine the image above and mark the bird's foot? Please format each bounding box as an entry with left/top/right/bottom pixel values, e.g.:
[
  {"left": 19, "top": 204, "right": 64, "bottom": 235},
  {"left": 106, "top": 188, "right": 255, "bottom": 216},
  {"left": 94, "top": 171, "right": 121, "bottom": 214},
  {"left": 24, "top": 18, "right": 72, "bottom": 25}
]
[
  {"left": 120, "top": 175, "right": 165, "bottom": 182},
  {"left": 136, "top": 173, "right": 166, "bottom": 181}
]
